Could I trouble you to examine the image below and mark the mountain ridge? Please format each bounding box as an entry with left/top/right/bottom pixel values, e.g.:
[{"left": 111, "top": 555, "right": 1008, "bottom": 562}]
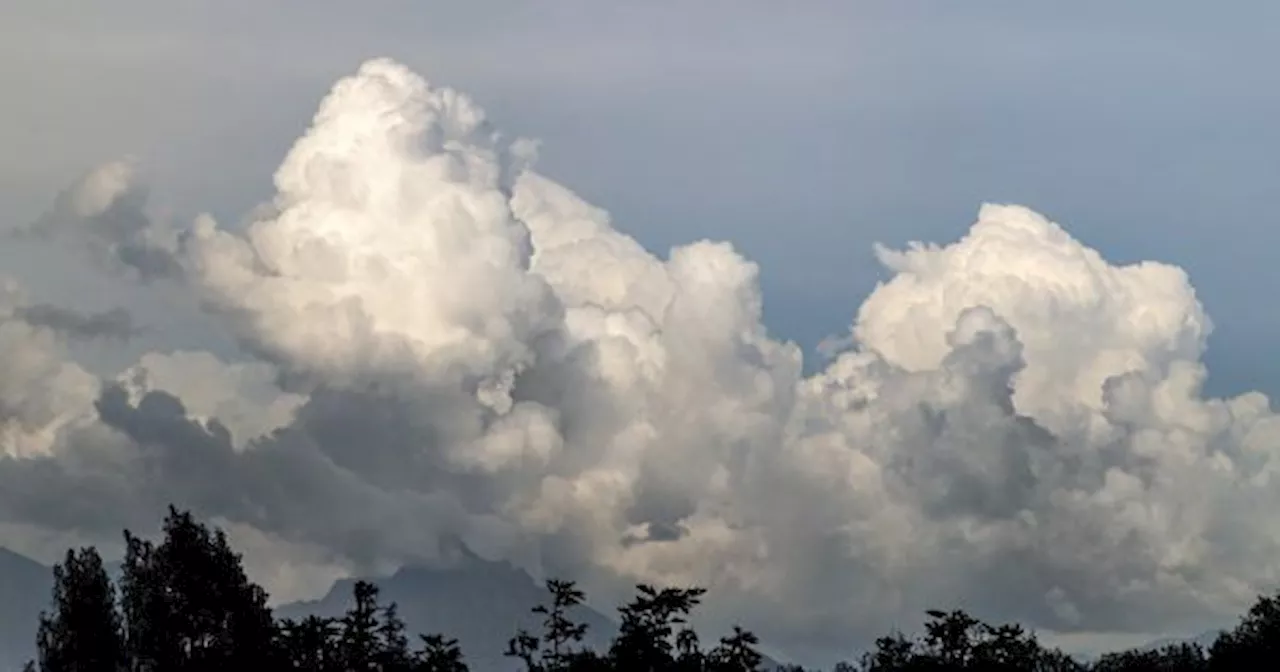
[
  {"left": 0, "top": 548, "right": 54, "bottom": 671},
  {"left": 0, "top": 546, "right": 775, "bottom": 672},
  {"left": 274, "top": 557, "right": 620, "bottom": 672}
]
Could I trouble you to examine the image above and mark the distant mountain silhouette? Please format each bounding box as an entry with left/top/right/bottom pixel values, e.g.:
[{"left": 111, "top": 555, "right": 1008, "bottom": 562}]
[
  {"left": 0, "top": 546, "right": 780, "bottom": 672},
  {"left": 0, "top": 548, "right": 53, "bottom": 671},
  {"left": 275, "top": 553, "right": 618, "bottom": 672},
  {"left": 0, "top": 546, "right": 610, "bottom": 672},
  {"left": 278, "top": 554, "right": 786, "bottom": 671}
]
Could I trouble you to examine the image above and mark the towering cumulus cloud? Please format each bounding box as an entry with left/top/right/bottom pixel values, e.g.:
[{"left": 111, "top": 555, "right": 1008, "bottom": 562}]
[{"left": 4, "top": 58, "right": 1280, "bottom": 662}]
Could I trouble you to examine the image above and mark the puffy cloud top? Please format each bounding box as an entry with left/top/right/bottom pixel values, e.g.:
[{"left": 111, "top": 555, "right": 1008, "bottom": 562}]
[{"left": 4, "top": 58, "right": 1279, "bottom": 666}]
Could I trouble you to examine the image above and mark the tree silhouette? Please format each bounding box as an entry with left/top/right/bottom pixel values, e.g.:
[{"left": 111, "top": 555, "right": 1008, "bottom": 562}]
[
  {"left": 1093, "top": 643, "right": 1208, "bottom": 672},
  {"left": 35, "top": 547, "right": 124, "bottom": 672},
  {"left": 277, "top": 615, "right": 342, "bottom": 672},
  {"left": 118, "top": 506, "right": 277, "bottom": 672},
  {"left": 859, "top": 633, "right": 916, "bottom": 672},
  {"left": 506, "top": 628, "right": 543, "bottom": 672},
  {"left": 537, "top": 580, "right": 591, "bottom": 670},
  {"left": 416, "top": 633, "right": 469, "bottom": 672},
  {"left": 610, "top": 584, "right": 708, "bottom": 672},
  {"left": 675, "top": 627, "right": 704, "bottom": 672},
  {"left": 510, "top": 579, "right": 771, "bottom": 672},
  {"left": 36, "top": 502, "right": 1280, "bottom": 672},
  {"left": 708, "top": 626, "right": 763, "bottom": 672},
  {"left": 1208, "top": 591, "right": 1280, "bottom": 670},
  {"left": 338, "top": 581, "right": 396, "bottom": 671},
  {"left": 377, "top": 600, "right": 413, "bottom": 670},
  {"left": 858, "top": 609, "right": 1084, "bottom": 672},
  {"left": 507, "top": 579, "right": 601, "bottom": 672}
]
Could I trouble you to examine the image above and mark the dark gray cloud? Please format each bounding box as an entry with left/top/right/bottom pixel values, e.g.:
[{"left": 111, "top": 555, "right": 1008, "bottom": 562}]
[
  {"left": 23, "top": 381, "right": 505, "bottom": 574},
  {"left": 15, "top": 304, "right": 138, "bottom": 341}
]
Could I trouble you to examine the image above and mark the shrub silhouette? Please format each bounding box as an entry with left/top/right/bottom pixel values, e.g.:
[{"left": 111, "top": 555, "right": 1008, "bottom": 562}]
[{"left": 26, "top": 506, "right": 1280, "bottom": 672}]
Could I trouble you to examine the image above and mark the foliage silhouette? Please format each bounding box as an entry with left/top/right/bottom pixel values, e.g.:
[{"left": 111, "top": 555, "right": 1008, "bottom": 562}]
[
  {"left": 118, "top": 506, "right": 277, "bottom": 671},
  {"left": 35, "top": 547, "right": 124, "bottom": 672},
  {"left": 22, "top": 505, "right": 1280, "bottom": 672},
  {"left": 506, "top": 578, "right": 598, "bottom": 672}
]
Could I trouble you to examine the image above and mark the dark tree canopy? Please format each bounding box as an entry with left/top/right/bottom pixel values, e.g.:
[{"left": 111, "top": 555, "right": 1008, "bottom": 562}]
[
  {"left": 22, "top": 505, "right": 1280, "bottom": 672},
  {"left": 118, "top": 506, "right": 277, "bottom": 672},
  {"left": 36, "top": 547, "right": 124, "bottom": 672}
]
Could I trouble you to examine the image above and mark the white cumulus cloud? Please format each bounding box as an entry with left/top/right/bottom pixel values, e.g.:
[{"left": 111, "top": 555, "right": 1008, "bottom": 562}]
[{"left": 3, "top": 57, "right": 1279, "bottom": 666}]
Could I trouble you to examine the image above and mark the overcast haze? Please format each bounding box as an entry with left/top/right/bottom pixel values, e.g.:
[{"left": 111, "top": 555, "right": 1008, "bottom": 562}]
[{"left": 3, "top": 1, "right": 1280, "bottom": 665}]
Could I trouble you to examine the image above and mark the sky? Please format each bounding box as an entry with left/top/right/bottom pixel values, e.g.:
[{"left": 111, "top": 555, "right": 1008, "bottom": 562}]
[
  {"left": 3, "top": 0, "right": 1280, "bottom": 665},
  {"left": 4, "top": 2, "right": 1280, "bottom": 388}
]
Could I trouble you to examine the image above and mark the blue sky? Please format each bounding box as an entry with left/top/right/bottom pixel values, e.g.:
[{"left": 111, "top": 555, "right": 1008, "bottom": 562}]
[{"left": 3, "top": 0, "right": 1278, "bottom": 394}]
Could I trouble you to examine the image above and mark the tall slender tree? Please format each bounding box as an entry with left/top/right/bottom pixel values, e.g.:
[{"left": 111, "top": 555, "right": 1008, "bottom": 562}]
[
  {"left": 339, "top": 581, "right": 384, "bottom": 671},
  {"left": 35, "top": 547, "right": 125, "bottom": 672},
  {"left": 277, "top": 615, "right": 342, "bottom": 672},
  {"left": 536, "top": 580, "right": 591, "bottom": 671},
  {"left": 376, "top": 600, "right": 412, "bottom": 670},
  {"left": 507, "top": 579, "right": 597, "bottom": 672}
]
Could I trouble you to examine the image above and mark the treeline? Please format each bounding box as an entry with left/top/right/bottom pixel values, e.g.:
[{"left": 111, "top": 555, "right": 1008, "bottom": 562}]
[{"left": 20, "top": 507, "right": 1280, "bottom": 672}]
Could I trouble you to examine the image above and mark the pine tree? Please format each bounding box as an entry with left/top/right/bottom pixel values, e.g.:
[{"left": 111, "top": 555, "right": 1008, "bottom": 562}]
[
  {"left": 377, "top": 601, "right": 412, "bottom": 671},
  {"left": 278, "top": 615, "right": 341, "bottom": 672},
  {"left": 339, "top": 581, "right": 384, "bottom": 671},
  {"left": 35, "top": 547, "right": 125, "bottom": 672}
]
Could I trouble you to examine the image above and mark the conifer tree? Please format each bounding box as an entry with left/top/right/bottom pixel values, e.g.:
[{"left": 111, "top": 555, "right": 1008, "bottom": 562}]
[
  {"left": 35, "top": 547, "right": 124, "bottom": 672},
  {"left": 339, "top": 581, "right": 384, "bottom": 671},
  {"left": 278, "top": 615, "right": 342, "bottom": 672}
]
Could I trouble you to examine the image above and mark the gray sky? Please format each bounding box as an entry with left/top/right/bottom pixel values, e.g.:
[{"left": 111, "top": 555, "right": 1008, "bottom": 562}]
[{"left": 5, "top": 1, "right": 1277, "bottom": 397}]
